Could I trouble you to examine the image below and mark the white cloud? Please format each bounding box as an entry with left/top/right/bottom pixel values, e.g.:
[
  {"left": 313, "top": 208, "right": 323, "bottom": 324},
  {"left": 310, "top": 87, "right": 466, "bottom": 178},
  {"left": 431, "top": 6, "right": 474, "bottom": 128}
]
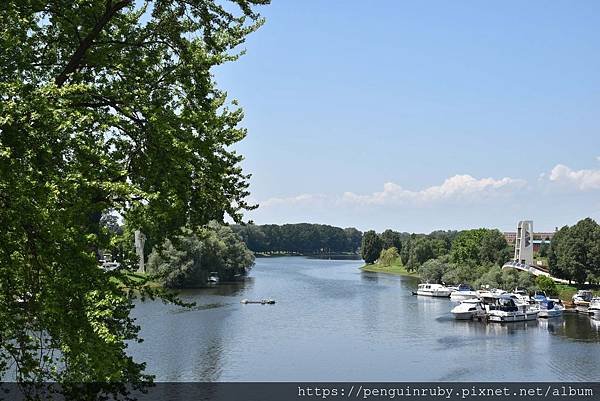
[
  {"left": 548, "top": 164, "right": 600, "bottom": 190},
  {"left": 260, "top": 193, "right": 329, "bottom": 208},
  {"left": 259, "top": 174, "right": 526, "bottom": 208},
  {"left": 342, "top": 175, "right": 526, "bottom": 205}
]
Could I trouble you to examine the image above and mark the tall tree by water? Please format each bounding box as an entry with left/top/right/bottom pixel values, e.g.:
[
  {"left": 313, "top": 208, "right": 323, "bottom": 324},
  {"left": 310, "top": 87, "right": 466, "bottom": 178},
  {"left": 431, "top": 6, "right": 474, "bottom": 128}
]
[
  {"left": 0, "top": 0, "right": 267, "bottom": 393},
  {"left": 549, "top": 218, "right": 600, "bottom": 285},
  {"left": 361, "top": 230, "right": 383, "bottom": 264}
]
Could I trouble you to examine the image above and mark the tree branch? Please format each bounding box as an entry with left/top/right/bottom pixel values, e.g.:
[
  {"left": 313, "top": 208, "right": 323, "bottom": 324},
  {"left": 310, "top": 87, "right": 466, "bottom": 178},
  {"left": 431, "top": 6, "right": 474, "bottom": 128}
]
[{"left": 55, "top": 0, "right": 132, "bottom": 87}]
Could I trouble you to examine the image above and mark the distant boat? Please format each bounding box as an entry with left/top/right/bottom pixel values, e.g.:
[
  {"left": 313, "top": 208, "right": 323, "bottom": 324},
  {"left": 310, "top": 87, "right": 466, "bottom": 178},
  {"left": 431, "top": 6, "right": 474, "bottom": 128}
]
[
  {"left": 588, "top": 298, "right": 600, "bottom": 318},
  {"left": 450, "top": 284, "right": 479, "bottom": 302},
  {"left": 451, "top": 299, "right": 486, "bottom": 320},
  {"left": 484, "top": 295, "right": 538, "bottom": 323},
  {"left": 573, "top": 290, "right": 593, "bottom": 306},
  {"left": 536, "top": 297, "right": 564, "bottom": 318},
  {"left": 241, "top": 298, "right": 276, "bottom": 305},
  {"left": 416, "top": 283, "right": 451, "bottom": 298},
  {"left": 208, "top": 272, "right": 219, "bottom": 284}
]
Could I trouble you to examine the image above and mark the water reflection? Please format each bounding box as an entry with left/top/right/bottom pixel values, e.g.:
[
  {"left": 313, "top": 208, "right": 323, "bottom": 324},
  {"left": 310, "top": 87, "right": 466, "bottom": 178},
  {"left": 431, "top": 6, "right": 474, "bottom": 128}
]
[{"left": 128, "top": 257, "right": 600, "bottom": 382}]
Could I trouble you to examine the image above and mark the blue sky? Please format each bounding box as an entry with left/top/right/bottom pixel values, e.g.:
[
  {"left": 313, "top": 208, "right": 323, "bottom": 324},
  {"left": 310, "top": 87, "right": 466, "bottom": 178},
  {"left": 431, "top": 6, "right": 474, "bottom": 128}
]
[{"left": 216, "top": 0, "right": 600, "bottom": 233}]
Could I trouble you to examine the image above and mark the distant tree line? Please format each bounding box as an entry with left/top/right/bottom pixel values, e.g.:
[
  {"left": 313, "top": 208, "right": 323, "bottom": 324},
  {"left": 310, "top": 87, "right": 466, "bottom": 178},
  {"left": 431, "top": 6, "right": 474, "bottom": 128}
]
[
  {"left": 232, "top": 224, "right": 362, "bottom": 255},
  {"left": 549, "top": 218, "right": 600, "bottom": 285}
]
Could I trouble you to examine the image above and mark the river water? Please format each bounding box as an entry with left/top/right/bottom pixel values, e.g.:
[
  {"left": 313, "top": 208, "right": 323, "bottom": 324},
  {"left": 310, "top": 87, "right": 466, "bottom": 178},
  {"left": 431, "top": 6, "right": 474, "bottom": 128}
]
[{"left": 128, "top": 257, "right": 600, "bottom": 381}]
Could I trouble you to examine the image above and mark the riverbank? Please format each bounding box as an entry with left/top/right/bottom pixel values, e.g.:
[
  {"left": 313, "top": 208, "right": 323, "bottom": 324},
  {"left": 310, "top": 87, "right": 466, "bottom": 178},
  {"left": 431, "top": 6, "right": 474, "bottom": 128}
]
[{"left": 361, "top": 261, "right": 419, "bottom": 277}]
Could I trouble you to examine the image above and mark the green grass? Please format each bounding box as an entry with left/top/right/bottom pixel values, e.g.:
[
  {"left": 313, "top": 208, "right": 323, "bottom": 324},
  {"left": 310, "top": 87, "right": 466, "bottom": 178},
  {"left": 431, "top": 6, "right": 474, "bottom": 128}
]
[{"left": 361, "top": 260, "right": 419, "bottom": 277}]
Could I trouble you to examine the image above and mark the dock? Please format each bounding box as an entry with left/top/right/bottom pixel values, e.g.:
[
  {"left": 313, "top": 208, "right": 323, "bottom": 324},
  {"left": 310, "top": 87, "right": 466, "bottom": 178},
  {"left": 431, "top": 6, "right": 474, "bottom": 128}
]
[{"left": 241, "top": 299, "right": 276, "bottom": 305}]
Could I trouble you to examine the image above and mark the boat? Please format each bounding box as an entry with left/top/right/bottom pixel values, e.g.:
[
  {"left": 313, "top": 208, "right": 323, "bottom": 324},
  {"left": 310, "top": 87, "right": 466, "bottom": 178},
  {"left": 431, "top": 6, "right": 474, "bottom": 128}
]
[
  {"left": 573, "top": 290, "right": 593, "bottom": 306},
  {"left": 451, "top": 299, "right": 486, "bottom": 320},
  {"left": 450, "top": 284, "right": 480, "bottom": 302},
  {"left": 485, "top": 295, "right": 538, "bottom": 323},
  {"left": 511, "top": 288, "right": 533, "bottom": 305},
  {"left": 588, "top": 298, "right": 600, "bottom": 318},
  {"left": 416, "top": 283, "right": 452, "bottom": 297},
  {"left": 537, "top": 298, "right": 564, "bottom": 318},
  {"left": 208, "top": 272, "right": 220, "bottom": 284},
  {"left": 241, "top": 298, "right": 276, "bottom": 305}
]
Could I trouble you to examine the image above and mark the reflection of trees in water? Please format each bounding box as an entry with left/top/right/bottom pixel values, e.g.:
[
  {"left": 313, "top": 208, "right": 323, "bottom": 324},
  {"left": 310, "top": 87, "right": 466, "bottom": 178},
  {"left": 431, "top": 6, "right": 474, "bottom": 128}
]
[
  {"left": 176, "top": 279, "right": 255, "bottom": 301},
  {"left": 194, "top": 338, "right": 224, "bottom": 382},
  {"left": 551, "top": 314, "right": 600, "bottom": 342}
]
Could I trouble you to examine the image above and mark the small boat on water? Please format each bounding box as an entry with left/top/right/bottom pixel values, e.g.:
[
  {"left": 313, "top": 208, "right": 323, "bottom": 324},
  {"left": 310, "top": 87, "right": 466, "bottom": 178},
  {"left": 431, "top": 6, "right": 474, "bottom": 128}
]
[
  {"left": 588, "top": 298, "right": 600, "bottom": 318},
  {"left": 484, "top": 295, "right": 538, "bottom": 323},
  {"left": 451, "top": 299, "right": 486, "bottom": 320},
  {"left": 208, "top": 272, "right": 220, "bottom": 284},
  {"left": 416, "top": 283, "right": 452, "bottom": 298},
  {"left": 450, "top": 284, "right": 479, "bottom": 302},
  {"left": 573, "top": 290, "right": 593, "bottom": 307},
  {"left": 241, "top": 298, "right": 276, "bottom": 305}
]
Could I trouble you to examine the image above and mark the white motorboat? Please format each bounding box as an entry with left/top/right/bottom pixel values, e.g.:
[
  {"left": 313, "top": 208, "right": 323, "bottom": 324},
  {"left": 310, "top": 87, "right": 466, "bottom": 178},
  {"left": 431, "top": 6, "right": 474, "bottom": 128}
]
[
  {"left": 588, "top": 297, "right": 600, "bottom": 318},
  {"left": 451, "top": 299, "right": 486, "bottom": 320},
  {"left": 572, "top": 290, "right": 593, "bottom": 306},
  {"left": 485, "top": 295, "right": 538, "bottom": 323},
  {"left": 208, "top": 272, "right": 220, "bottom": 284},
  {"left": 416, "top": 283, "right": 451, "bottom": 297},
  {"left": 451, "top": 291, "right": 479, "bottom": 302},
  {"left": 450, "top": 283, "right": 479, "bottom": 302}
]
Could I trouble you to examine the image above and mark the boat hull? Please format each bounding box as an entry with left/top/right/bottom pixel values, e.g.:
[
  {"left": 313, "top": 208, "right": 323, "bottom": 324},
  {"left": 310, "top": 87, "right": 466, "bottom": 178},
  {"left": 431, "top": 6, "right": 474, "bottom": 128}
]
[
  {"left": 450, "top": 292, "right": 479, "bottom": 302},
  {"left": 417, "top": 290, "right": 451, "bottom": 297},
  {"left": 452, "top": 312, "right": 475, "bottom": 320},
  {"left": 538, "top": 309, "right": 563, "bottom": 318},
  {"left": 488, "top": 311, "right": 538, "bottom": 323}
]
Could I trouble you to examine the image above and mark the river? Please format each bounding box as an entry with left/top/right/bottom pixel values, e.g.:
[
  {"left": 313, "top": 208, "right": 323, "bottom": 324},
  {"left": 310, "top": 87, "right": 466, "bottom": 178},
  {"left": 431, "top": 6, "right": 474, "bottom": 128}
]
[{"left": 128, "top": 257, "right": 600, "bottom": 381}]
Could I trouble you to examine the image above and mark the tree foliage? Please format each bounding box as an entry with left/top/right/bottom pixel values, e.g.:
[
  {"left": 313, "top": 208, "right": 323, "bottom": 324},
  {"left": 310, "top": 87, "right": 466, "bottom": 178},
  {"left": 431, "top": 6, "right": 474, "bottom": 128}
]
[
  {"left": 233, "top": 223, "right": 362, "bottom": 255},
  {"left": 361, "top": 231, "right": 382, "bottom": 264},
  {"left": 535, "top": 275, "right": 558, "bottom": 296},
  {"left": 450, "top": 229, "right": 510, "bottom": 267},
  {"left": 147, "top": 222, "right": 254, "bottom": 288},
  {"left": 0, "top": 0, "right": 268, "bottom": 392},
  {"left": 548, "top": 218, "right": 600, "bottom": 285},
  {"left": 378, "top": 247, "right": 400, "bottom": 267}
]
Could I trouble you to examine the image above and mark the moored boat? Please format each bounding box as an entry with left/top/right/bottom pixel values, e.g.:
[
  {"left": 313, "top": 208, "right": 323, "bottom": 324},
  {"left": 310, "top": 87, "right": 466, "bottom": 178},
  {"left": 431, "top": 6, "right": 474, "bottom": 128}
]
[
  {"left": 416, "top": 283, "right": 452, "bottom": 297},
  {"left": 451, "top": 299, "right": 486, "bottom": 320},
  {"left": 588, "top": 298, "right": 600, "bottom": 318},
  {"left": 537, "top": 298, "right": 564, "bottom": 318},
  {"left": 450, "top": 284, "right": 479, "bottom": 302},
  {"left": 485, "top": 295, "right": 538, "bottom": 323},
  {"left": 572, "top": 290, "right": 593, "bottom": 307},
  {"left": 208, "top": 272, "right": 220, "bottom": 284}
]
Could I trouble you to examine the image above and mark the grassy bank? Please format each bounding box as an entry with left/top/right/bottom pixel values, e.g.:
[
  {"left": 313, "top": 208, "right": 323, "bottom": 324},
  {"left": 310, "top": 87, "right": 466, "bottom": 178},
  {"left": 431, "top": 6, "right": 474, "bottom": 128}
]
[{"left": 361, "top": 261, "right": 419, "bottom": 277}]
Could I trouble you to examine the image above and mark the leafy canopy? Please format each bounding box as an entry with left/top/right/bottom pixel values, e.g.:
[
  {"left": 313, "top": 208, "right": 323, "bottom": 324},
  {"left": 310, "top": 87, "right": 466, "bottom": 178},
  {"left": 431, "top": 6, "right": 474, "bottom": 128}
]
[{"left": 0, "top": 0, "right": 268, "bottom": 391}]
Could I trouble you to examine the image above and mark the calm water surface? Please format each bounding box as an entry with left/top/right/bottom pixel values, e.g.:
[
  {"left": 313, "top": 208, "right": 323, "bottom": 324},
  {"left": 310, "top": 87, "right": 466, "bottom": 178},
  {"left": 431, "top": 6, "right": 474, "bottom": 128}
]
[{"left": 128, "top": 257, "right": 600, "bottom": 381}]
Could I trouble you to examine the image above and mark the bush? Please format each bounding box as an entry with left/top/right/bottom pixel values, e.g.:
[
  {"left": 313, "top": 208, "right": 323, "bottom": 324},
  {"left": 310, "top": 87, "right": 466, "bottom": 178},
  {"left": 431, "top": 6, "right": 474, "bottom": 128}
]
[
  {"left": 378, "top": 247, "right": 400, "bottom": 267},
  {"left": 535, "top": 275, "right": 558, "bottom": 296}
]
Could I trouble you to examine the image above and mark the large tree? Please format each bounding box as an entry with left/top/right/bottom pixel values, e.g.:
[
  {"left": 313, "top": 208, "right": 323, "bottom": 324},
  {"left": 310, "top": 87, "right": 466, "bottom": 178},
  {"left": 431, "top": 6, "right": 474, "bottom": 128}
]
[
  {"left": 549, "top": 218, "right": 600, "bottom": 285},
  {"left": 361, "top": 230, "right": 382, "bottom": 264},
  {"left": 0, "top": 0, "right": 267, "bottom": 394}
]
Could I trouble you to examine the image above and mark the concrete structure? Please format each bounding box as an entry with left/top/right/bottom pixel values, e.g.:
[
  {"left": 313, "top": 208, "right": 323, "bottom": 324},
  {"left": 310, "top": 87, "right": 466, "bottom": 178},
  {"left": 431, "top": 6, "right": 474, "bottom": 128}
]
[
  {"left": 514, "top": 220, "right": 534, "bottom": 265},
  {"left": 502, "top": 220, "right": 569, "bottom": 283},
  {"left": 503, "top": 230, "right": 555, "bottom": 246},
  {"left": 134, "top": 230, "right": 146, "bottom": 273}
]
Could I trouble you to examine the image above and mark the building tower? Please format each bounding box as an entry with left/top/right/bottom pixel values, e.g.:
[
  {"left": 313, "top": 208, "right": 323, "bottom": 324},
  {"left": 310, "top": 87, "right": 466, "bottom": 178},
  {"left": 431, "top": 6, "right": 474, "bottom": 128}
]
[{"left": 514, "top": 220, "right": 533, "bottom": 265}]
